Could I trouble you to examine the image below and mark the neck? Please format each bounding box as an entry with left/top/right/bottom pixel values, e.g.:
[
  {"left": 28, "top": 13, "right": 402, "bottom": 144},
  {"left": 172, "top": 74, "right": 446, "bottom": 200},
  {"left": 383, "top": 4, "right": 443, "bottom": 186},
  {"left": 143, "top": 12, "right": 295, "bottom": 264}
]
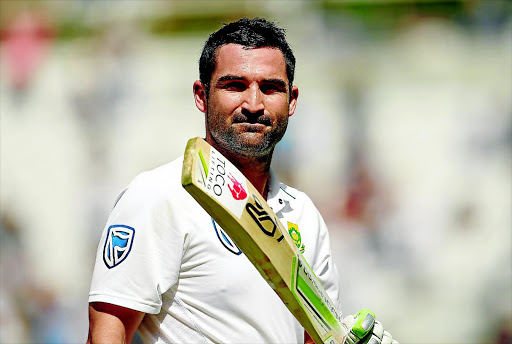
[{"left": 231, "top": 154, "right": 272, "bottom": 200}]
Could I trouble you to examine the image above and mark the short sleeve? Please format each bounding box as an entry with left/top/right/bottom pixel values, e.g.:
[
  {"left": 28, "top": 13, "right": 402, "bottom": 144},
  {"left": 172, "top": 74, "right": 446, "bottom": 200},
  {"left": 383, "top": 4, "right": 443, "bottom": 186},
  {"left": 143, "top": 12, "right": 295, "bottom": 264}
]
[{"left": 88, "top": 172, "right": 185, "bottom": 314}]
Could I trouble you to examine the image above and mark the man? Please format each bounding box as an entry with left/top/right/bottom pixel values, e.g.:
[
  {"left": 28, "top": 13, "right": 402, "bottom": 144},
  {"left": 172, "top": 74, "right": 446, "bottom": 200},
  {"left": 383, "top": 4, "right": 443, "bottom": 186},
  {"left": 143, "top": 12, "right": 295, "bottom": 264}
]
[{"left": 88, "top": 17, "right": 398, "bottom": 344}]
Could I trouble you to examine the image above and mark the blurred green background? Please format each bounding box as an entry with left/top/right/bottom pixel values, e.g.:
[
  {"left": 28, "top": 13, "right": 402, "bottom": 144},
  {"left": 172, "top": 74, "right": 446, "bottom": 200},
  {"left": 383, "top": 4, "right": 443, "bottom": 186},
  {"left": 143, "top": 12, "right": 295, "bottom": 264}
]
[{"left": 1, "top": 0, "right": 510, "bottom": 343}]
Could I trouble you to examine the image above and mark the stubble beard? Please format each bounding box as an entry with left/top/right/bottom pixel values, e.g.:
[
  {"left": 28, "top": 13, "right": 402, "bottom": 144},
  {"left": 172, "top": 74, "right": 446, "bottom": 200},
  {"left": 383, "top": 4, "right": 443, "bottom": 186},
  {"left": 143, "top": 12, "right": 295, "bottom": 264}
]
[{"left": 206, "top": 108, "right": 289, "bottom": 160}]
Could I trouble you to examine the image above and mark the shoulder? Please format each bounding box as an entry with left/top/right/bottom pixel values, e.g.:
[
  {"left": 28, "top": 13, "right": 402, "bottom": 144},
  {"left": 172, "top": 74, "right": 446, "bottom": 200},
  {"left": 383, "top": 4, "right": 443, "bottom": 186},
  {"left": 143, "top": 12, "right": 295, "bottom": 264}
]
[
  {"left": 112, "top": 157, "right": 186, "bottom": 211},
  {"left": 274, "top": 179, "right": 328, "bottom": 239},
  {"left": 131, "top": 157, "right": 183, "bottom": 190},
  {"left": 276, "top": 181, "right": 319, "bottom": 214}
]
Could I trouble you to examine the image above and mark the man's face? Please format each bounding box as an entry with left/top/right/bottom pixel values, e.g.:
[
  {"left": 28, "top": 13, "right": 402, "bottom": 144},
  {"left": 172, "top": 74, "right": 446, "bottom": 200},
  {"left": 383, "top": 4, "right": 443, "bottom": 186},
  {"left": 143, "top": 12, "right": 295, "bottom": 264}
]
[{"left": 197, "top": 43, "right": 298, "bottom": 158}]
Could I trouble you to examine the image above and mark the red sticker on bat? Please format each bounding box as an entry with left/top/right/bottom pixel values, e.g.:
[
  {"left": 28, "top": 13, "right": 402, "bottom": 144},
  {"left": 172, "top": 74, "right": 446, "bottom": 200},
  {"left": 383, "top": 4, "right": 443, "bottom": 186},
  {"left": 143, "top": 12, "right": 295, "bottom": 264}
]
[{"left": 228, "top": 173, "right": 247, "bottom": 200}]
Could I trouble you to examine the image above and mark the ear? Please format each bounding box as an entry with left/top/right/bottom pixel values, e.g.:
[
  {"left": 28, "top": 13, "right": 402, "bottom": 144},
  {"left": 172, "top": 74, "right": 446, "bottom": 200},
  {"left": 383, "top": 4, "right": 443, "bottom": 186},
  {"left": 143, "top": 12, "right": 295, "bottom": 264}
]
[
  {"left": 288, "top": 85, "right": 299, "bottom": 117},
  {"left": 193, "top": 80, "right": 207, "bottom": 114}
]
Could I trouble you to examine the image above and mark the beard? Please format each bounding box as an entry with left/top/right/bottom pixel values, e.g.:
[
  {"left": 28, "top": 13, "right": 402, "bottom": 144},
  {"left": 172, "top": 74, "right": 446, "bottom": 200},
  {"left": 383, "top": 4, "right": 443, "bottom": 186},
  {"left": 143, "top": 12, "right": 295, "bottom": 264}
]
[{"left": 206, "top": 107, "right": 289, "bottom": 159}]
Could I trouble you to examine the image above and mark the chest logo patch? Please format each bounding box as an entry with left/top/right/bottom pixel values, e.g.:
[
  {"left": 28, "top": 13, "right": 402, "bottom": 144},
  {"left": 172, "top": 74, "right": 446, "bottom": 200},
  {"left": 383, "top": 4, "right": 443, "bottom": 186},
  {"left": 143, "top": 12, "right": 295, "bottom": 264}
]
[
  {"left": 212, "top": 218, "right": 242, "bottom": 255},
  {"left": 103, "top": 225, "right": 135, "bottom": 269},
  {"left": 287, "top": 222, "right": 305, "bottom": 253}
]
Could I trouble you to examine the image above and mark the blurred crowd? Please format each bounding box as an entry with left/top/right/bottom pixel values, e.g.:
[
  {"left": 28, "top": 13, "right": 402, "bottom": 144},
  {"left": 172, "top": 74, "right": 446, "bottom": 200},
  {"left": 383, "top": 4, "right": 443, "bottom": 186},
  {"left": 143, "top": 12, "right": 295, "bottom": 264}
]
[{"left": 1, "top": 1, "right": 510, "bottom": 343}]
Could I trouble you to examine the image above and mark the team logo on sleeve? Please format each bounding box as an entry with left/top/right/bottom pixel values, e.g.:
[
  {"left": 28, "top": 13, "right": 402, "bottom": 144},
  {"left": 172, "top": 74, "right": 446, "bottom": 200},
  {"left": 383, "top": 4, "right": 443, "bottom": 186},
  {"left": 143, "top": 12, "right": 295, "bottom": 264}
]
[{"left": 103, "top": 225, "right": 135, "bottom": 268}]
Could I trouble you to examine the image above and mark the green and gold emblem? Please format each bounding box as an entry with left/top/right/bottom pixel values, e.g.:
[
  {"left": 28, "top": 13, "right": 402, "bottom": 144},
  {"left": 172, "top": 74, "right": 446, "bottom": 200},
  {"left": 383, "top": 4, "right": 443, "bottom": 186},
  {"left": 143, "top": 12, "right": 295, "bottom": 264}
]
[{"left": 287, "top": 222, "right": 305, "bottom": 253}]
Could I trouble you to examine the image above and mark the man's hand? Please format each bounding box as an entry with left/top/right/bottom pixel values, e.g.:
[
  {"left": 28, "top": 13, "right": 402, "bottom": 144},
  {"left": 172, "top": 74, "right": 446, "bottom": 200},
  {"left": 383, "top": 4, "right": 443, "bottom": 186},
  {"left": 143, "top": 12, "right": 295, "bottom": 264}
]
[{"left": 342, "top": 309, "right": 399, "bottom": 344}]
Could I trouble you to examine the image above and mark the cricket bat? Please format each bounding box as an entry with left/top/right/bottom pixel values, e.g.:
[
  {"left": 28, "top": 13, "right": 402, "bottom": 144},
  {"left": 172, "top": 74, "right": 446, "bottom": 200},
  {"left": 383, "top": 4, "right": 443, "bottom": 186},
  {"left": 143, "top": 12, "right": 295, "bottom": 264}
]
[{"left": 181, "top": 137, "right": 348, "bottom": 344}]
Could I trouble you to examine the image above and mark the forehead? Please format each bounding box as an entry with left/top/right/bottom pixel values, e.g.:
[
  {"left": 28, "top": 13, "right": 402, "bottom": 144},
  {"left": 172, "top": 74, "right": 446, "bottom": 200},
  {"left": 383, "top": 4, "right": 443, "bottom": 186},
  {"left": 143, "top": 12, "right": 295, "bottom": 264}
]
[{"left": 213, "top": 44, "right": 288, "bottom": 82}]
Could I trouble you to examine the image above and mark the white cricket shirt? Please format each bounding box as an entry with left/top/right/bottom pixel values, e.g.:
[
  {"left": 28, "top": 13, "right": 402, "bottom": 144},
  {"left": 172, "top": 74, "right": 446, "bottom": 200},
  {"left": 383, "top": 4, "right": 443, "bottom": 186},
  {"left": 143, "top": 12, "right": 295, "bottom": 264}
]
[{"left": 89, "top": 157, "right": 341, "bottom": 343}]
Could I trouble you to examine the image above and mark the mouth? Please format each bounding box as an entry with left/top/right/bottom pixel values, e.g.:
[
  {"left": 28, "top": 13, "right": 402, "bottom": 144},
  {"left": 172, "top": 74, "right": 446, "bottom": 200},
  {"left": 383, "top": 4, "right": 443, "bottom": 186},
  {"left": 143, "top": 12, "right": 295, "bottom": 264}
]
[{"left": 235, "top": 123, "right": 268, "bottom": 133}]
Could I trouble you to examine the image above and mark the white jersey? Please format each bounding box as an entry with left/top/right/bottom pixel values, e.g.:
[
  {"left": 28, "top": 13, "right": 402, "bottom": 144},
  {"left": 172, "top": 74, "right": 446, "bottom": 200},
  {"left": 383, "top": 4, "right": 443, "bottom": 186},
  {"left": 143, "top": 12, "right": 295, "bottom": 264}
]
[{"left": 89, "top": 157, "right": 341, "bottom": 343}]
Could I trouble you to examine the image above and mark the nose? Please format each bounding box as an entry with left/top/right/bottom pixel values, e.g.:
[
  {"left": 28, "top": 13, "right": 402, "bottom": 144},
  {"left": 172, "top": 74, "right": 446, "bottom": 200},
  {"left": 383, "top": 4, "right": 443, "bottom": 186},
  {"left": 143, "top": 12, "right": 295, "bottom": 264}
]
[{"left": 242, "top": 83, "right": 265, "bottom": 114}]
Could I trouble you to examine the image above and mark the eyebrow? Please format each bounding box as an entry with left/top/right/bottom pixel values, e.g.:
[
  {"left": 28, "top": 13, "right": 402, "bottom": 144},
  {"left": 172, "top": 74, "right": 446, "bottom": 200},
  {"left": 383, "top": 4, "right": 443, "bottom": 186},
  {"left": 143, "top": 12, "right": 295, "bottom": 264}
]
[
  {"left": 216, "top": 75, "right": 287, "bottom": 89},
  {"left": 216, "top": 75, "right": 244, "bottom": 84}
]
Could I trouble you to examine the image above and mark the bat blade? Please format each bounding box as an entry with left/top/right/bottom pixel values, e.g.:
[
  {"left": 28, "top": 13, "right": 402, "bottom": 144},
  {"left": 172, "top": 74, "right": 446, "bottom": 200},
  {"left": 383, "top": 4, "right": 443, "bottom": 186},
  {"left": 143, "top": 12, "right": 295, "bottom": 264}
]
[{"left": 181, "top": 137, "right": 347, "bottom": 344}]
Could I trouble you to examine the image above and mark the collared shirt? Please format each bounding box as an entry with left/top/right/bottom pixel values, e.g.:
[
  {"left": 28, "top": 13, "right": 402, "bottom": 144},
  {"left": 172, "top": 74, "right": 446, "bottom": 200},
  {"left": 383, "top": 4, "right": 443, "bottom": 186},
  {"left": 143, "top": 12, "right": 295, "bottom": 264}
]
[{"left": 89, "top": 157, "right": 341, "bottom": 343}]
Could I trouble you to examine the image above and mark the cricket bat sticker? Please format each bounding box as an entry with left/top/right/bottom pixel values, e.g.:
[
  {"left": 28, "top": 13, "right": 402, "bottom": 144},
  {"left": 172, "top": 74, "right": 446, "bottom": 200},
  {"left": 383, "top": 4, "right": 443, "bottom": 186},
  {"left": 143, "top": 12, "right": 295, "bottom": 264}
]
[
  {"left": 292, "top": 254, "right": 343, "bottom": 336},
  {"left": 196, "top": 146, "right": 248, "bottom": 219}
]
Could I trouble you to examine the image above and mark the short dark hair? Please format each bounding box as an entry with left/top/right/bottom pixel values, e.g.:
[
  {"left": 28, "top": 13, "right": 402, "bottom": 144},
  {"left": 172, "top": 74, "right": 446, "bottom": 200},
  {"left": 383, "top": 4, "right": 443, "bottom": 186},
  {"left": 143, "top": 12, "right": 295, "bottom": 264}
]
[{"left": 199, "top": 17, "right": 296, "bottom": 96}]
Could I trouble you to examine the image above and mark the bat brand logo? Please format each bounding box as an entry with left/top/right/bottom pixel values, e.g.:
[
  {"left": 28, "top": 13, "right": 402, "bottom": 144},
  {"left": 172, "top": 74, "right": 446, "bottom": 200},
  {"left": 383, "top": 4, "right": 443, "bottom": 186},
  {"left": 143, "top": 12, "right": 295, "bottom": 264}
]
[
  {"left": 246, "top": 194, "right": 284, "bottom": 243},
  {"left": 103, "top": 225, "right": 135, "bottom": 269},
  {"left": 227, "top": 173, "right": 247, "bottom": 200},
  {"left": 207, "top": 150, "right": 227, "bottom": 197},
  {"left": 198, "top": 147, "right": 249, "bottom": 219}
]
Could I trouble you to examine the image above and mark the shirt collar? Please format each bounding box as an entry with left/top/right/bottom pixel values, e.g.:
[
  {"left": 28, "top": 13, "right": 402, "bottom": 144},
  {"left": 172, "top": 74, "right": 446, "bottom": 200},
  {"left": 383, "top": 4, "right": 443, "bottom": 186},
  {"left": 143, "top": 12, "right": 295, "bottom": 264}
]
[{"left": 267, "top": 169, "right": 295, "bottom": 218}]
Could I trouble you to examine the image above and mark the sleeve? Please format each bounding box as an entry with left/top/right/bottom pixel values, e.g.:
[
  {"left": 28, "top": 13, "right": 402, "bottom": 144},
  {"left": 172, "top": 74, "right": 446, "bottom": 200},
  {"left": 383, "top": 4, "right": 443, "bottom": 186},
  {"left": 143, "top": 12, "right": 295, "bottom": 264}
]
[{"left": 88, "top": 173, "right": 186, "bottom": 314}]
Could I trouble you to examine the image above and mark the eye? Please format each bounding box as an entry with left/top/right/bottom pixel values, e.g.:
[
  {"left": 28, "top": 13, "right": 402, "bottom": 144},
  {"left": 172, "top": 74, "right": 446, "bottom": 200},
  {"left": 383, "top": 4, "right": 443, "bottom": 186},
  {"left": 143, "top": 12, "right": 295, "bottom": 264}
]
[
  {"left": 223, "top": 82, "right": 246, "bottom": 91},
  {"left": 260, "top": 84, "right": 285, "bottom": 95}
]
